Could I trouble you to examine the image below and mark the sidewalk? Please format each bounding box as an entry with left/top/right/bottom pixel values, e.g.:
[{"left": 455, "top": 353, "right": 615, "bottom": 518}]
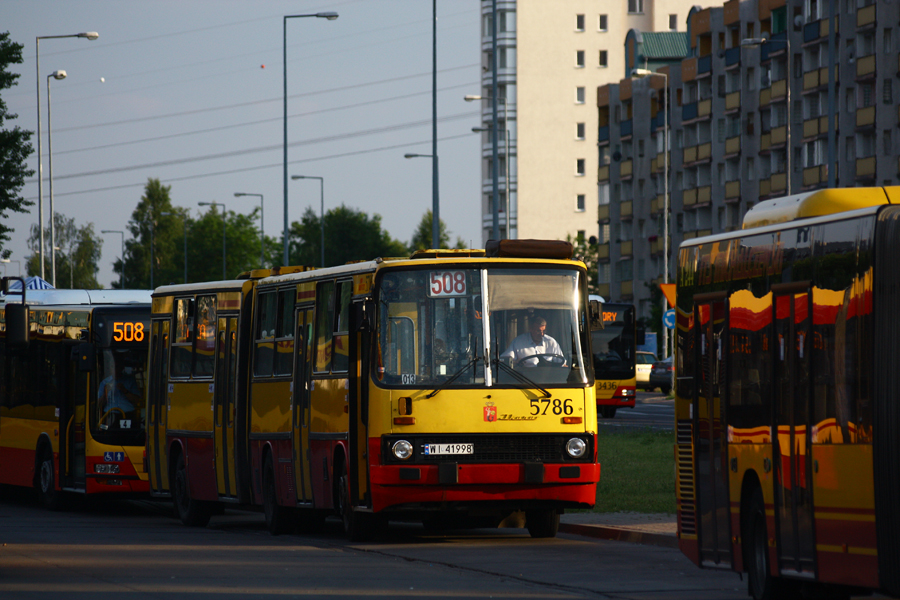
[{"left": 559, "top": 511, "right": 678, "bottom": 548}]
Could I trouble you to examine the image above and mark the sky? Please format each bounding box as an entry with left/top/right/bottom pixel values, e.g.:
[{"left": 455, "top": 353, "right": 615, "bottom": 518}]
[{"left": 3, "top": 0, "right": 482, "bottom": 288}]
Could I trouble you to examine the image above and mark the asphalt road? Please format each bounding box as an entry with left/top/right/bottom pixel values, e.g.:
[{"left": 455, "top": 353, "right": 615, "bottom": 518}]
[
  {"left": 599, "top": 391, "right": 674, "bottom": 430},
  {"left": 0, "top": 486, "right": 748, "bottom": 600}
]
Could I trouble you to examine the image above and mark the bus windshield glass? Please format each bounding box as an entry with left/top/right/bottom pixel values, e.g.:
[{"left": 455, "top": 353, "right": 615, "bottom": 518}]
[
  {"left": 590, "top": 305, "right": 635, "bottom": 381},
  {"left": 92, "top": 346, "right": 148, "bottom": 445},
  {"left": 376, "top": 267, "right": 590, "bottom": 388}
]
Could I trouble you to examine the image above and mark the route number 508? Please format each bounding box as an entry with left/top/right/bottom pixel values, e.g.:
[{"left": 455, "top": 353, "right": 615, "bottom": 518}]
[{"left": 530, "top": 398, "right": 573, "bottom": 416}]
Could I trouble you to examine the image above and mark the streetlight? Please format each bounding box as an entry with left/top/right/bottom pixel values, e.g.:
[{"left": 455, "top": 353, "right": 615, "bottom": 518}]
[
  {"left": 161, "top": 212, "right": 187, "bottom": 284},
  {"left": 290, "top": 176, "right": 325, "bottom": 267},
  {"left": 47, "top": 69, "right": 67, "bottom": 288},
  {"left": 632, "top": 68, "right": 670, "bottom": 359},
  {"left": 466, "top": 94, "right": 512, "bottom": 239},
  {"left": 35, "top": 31, "right": 98, "bottom": 280},
  {"left": 742, "top": 37, "right": 791, "bottom": 195},
  {"left": 402, "top": 154, "right": 442, "bottom": 248},
  {"left": 101, "top": 230, "right": 124, "bottom": 288},
  {"left": 199, "top": 202, "right": 227, "bottom": 279},
  {"left": 283, "top": 12, "right": 338, "bottom": 267},
  {"left": 1, "top": 259, "right": 21, "bottom": 276},
  {"left": 234, "top": 192, "right": 264, "bottom": 267}
]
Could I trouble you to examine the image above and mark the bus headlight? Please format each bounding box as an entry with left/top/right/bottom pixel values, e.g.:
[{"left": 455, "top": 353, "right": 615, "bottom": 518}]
[
  {"left": 565, "top": 438, "right": 587, "bottom": 458},
  {"left": 392, "top": 440, "right": 413, "bottom": 460}
]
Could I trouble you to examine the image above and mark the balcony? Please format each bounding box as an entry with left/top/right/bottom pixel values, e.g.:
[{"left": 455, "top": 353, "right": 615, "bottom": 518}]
[
  {"left": 724, "top": 46, "right": 741, "bottom": 67},
  {"left": 620, "top": 159, "right": 633, "bottom": 179},
  {"left": 599, "top": 125, "right": 610, "bottom": 142},
  {"left": 682, "top": 102, "right": 698, "bottom": 121},
  {"left": 760, "top": 87, "right": 771, "bottom": 107},
  {"left": 803, "top": 164, "right": 827, "bottom": 187},
  {"left": 621, "top": 119, "right": 633, "bottom": 138},
  {"left": 698, "top": 186, "right": 712, "bottom": 204},
  {"left": 684, "top": 145, "right": 698, "bottom": 163},
  {"left": 725, "top": 136, "right": 741, "bottom": 155},
  {"left": 725, "top": 180, "right": 741, "bottom": 200},
  {"left": 698, "top": 99, "right": 712, "bottom": 118},
  {"left": 599, "top": 165, "right": 610, "bottom": 182},
  {"left": 760, "top": 178, "right": 771, "bottom": 197},
  {"left": 804, "top": 17, "right": 838, "bottom": 43},
  {"left": 724, "top": 0, "right": 740, "bottom": 25},
  {"left": 597, "top": 244, "right": 610, "bottom": 260},
  {"left": 856, "top": 54, "right": 876, "bottom": 79},
  {"left": 725, "top": 91, "right": 741, "bottom": 111},
  {"left": 620, "top": 240, "right": 633, "bottom": 256},
  {"left": 771, "top": 125, "right": 787, "bottom": 145},
  {"left": 771, "top": 79, "right": 786, "bottom": 101},
  {"left": 684, "top": 188, "right": 698, "bottom": 207},
  {"left": 761, "top": 132, "right": 772, "bottom": 151},
  {"left": 856, "top": 156, "right": 876, "bottom": 178},
  {"left": 598, "top": 204, "right": 610, "bottom": 222},
  {"left": 857, "top": 4, "right": 876, "bottom": 29},
  {"left": 698, "top": 55, "right": 712, "bottom": 76},
  {"left": 857, "top": 106, "right": 875, "bottom": 128},
  {"left": 698, "top": 143, "right": 712, "bottom": 161},
  {"left": 621, "top": 280, "right": 633, "bottom": 298},
  {"left": 771, "top": 172, "right": 787, "bottom": 193},
  {"left": 803, "top": 116, "right": 831, "bottom": 139},
  {"left": 597, "top": 283, "right": 610, "bottom": 299},
  {"left": 621, "top": 200, "right": 633, "bottom": 219}
]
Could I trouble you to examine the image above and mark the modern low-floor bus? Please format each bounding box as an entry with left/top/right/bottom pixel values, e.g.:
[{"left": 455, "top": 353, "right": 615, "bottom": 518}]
[
  {"left": 0, "top": 282, "right": 152, "bottom": 507},
  {"left": 147, "top": 240, "right": 600, "bottom": 539},
  {"left": 589, "top": 296, "right": 638, "bottom": 418},
  {"left": 674, "top": 187, "right": 900, "bottom": 599}
]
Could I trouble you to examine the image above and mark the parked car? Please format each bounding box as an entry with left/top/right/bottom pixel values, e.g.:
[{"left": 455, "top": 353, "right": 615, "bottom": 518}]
[
  {"left": 635, "top": 351, "right": 657, "bottom": 389},
  {"left": 648, "top": 355, "right": 674, "bottom": 395}
]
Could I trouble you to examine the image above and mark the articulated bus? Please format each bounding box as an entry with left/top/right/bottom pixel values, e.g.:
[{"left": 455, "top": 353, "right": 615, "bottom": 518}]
[
  {"left": 147, "top": 240, "right": 600, "bottom": 539},
  {"left": 0, "top": 283, "right": 151, "bottom": 507},
  {"left": 589, "top": 297, "right": 637, "bottom": 418},
  {"left": 674, "top": 187, "right": 900, "bottom": 599}
]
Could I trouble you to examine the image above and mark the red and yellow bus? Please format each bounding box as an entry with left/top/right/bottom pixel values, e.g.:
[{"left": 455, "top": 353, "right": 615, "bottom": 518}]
[
  {"left": 590, "top": 298, "right": 637, "bottom": 418},
  {"left": 147, "top": 241, "right": 600, "bottom": 539},
  {"left": 0, "top": 284, "right": 151, "bottom": 507},
  {"left": 674, "top": 187, "right": 900, "bottom": 599}
]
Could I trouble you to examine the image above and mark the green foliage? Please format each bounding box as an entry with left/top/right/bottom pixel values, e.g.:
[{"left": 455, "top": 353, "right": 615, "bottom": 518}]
[
  {"left": 186, "top": 204, "right": 262, "bottom": 283},
  {"left": 408, "top": 210, "right": 466, "bottom": 251},
  {"left": 0, "top": 32, "right": 34, "bottom": 252},
  {"left": 118, "top": 179, "right": 176, "bottom": 289},
  {"left": 570, "top": 235, "right": 600, "bottom": 296},
  {"left": 288, "top": 204, "right": 408, "bottom": 268},
  {"left": 25, "top": 212, "right": 101, "bottom": 288},
  {"left": 593, "top": 428, "right": 675, "bottom": 514}
]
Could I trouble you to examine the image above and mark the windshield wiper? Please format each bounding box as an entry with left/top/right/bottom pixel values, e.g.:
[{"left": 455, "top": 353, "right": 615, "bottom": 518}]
[
  {"left": 492, "top": 359, "right": 551, "bottom": 398},
  {"left": 425, "top": 355, "right": 481, "bottom": 399}
]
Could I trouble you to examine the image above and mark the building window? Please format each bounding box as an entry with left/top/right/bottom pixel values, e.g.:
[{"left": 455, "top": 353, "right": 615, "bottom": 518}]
[
  {"left": 669, "top": 14, "right": 678, "bottom": 30},
  {"left": 576, "top": 50, "right": 585, "bottom": 68},
  {"left": 628, "top": 0, "right": 644, "bottom": 14},
  {"left": 576, "top": 159, "right": 586, "bottom": 176},
  {"left": 598, "top": 50, "right": 608, "bottom": 67},
  {"left": 576, "top": 122, "right": 586, "bottom": 140},
  {"left": 575, "top": 14, "right": 585, "bottom": 31},
  {"left": 884, "top": 130, "right": 892, "bottom": 156},
  {"left": 576, "top": 195, "right": 586, "bottom": 211},
  {"left": 576, "top": 87, "right": 585, "bottom": 104},
  {"left": 884, "top": 79, "right": 893, "bottom": 105},
  {"left": 598, "top": 14, "right": 608, "bottom": 31}
]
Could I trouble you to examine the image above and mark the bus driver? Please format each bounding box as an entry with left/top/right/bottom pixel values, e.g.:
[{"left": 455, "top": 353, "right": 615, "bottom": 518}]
[{"left": 500, "top": 317, "right": 566, "bottom": 367}]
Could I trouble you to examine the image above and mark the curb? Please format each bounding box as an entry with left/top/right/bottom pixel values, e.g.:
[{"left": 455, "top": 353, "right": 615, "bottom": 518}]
[{"left": 559, "top": 523, "right": 679, "bottom": 548}]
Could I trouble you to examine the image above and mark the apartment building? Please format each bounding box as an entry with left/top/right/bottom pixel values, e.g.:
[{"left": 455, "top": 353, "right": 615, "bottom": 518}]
[
  {"left": 475, "top": 0, "right": 718, "bottom": 245},
  {"left": 597, "top": 0, "right": 900, "bottom": 322}
]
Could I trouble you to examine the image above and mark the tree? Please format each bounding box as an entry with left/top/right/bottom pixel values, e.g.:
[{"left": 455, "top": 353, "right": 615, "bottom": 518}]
[
  {"left": 119, "top": 179, "right": 176, "bottom": 289},
  {"left": 0, "top": 32, "right": 34, "bottom": 254},
  {"left": 187, "top": 204, "right": 262, "bottom": 283},
  {"left": 288, "top": 204, "right": 407, "bottom": 268},
  {"left": 408, "top": 210, "right": 466, "bottom": 252},
  {"left": 25, "top": 212, "right": 101, "bottom": 288},
  {"left": 570, "top": 234, "right": 600, "bottom": 296}
]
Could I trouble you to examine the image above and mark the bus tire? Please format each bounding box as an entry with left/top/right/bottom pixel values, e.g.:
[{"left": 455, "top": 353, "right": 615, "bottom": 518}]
[
  {"left": 525, "top": 509, "right": 559, "bottom": 538},
  {"left": 745, "top": 488, "right": 797, "bottom": 600},
  {"left": 37, "top": 446, "right": 65, "bottom": 511},
  {"left": 173, "top": 453, "right": 211, "bottom": 528},
  {"left": 263, "top": 455, "right": 294, "bottom": 535},
  {"left": 338, "top": 460, "right": 381, "bottom": 542}
]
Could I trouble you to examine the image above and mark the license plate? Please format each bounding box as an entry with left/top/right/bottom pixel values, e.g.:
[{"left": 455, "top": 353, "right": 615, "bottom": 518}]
[{"left": 424, "top": 443, "right": 474, "bottom": 456}]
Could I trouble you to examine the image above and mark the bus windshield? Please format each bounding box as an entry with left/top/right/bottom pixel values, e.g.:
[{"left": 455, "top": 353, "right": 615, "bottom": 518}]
[
  {"left": 376, "top": 267, "right": 591, "bottom": 388},
  {"left": 92, "top": 346, "right": 148, "bottom": 445},
  {"left": 591, "top": 305, "right": 635, "bottom": 381}
]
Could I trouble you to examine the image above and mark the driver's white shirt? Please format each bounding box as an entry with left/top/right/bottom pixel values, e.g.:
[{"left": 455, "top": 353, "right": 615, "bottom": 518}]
[{"left": 500, "top": 333, "right": 564, "bottom": 366}]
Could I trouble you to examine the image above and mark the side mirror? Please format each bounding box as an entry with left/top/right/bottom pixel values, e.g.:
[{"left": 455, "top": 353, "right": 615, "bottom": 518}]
[
  {"left": 74, "top": 342, "right": 95, "bottom": 372},
  {"left": 353, "top": 299, "right": 375, "bottom": 332},
  {"left": 4, "top": 303, "right": 29, "bottom": 347},
  {"left": 589, "top": 299, "right": 604, "bottom": 331}
]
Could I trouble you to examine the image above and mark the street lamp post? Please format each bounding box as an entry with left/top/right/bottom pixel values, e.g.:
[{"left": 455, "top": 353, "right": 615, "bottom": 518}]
[
  {"left": 101, "top": 229, "right": 124, "bottom": 288},
  {"left": 234, "top": 193, "right": 264, "bottom": 267},
  {"left": 742, "top": 37, "right": 791, "bottom": 195},
  {"left": 35, "top": 31, "right": 98, "bottom": 280},
  {"left": 199, "top": 202, "right": 227, "bottom": 279},
  {"left": 290, "top": 176, "right": 325, "bottom": 266},
  {"left": 402, "top": 154, "right": 442, "bottom": 247},
  {"left": 161, "top": 212, "right": 187, "bottom": 284},
  {"left": 283, "top": 12, "right": 338, "bottom": 267},
  {"left": 466, "top": 94, "right": 511, "bottom": 239},
  {"left": 47, "top": 69, "right": 67, "bottom": 288},
  {"left": 632, "top": 68, "right": 669, "bottom": 358}
]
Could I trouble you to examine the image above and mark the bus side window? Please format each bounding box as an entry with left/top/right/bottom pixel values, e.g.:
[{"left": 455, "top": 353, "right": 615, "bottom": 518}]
[
  {"left": 315, "top": 281, "right": 335, "bottom": 373},
  {"left": 332, "top": 281, "right": 351, "bottom": 373},
  {"left": 171, "top": 298, "right": 193, "bottom": 378},
  {"left": 193, "top": 295, "right": 216, "bottom": 378},
  {"left": 254, "top": 291, "right": 276, "bottom": 377},
  {"left": 274, "top": 288, "right": 295, "bottom": 376}
]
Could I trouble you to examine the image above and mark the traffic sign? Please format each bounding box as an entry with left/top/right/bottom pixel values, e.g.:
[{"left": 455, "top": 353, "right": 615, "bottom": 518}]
[{"left": 663, "top": 309, "right": 675, "bottom": 329}]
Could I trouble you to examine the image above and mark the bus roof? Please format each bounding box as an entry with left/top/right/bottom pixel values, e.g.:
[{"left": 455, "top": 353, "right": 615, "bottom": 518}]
[
  {"left": 1, "top": 289, "right": 151, "bottom": 306},
  {"left": 741, "top": 186, "right": 899, "bottom": 230}
]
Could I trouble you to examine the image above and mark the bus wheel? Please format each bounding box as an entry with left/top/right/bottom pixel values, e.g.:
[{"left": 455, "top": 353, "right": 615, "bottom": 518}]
[
  {"left": 338, "top": 461, "right": 380, "bottom": 542},
  {"left": 745, "top": 488, "right": 796, "bottom": 600},
  {"left": 173, "top": 454, "right": 211, "bottom": 528},
  {"left": 525, "top": 509, "right": 559, "bottom": 538},
  {"left": 263, "top": 456, "right": 294, "bottom": 535},
  {"left": 37, "top": 447, "right": 64, "bottom": 510}
]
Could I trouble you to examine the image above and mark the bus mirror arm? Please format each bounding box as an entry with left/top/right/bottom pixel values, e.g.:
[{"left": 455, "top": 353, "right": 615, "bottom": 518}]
[
  {"left": 354, "top": 299, "right": 375, "bottom": 332},
  {"left": 74, "top": 342, "right": 95, "bottom": 372},
  {"left": 1, "top": 276, "right": 29, "bottom": 347},
  {"left": 588, "top": 299, "right": 604, "bottom": 331}
]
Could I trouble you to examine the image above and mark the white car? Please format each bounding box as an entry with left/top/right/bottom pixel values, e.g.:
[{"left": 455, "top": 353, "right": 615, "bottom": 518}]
[{"left": 636, "top": 351, "right": 658, "bottom": 389}]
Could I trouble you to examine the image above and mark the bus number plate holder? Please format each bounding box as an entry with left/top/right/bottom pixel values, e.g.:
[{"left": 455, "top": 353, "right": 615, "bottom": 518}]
[{"left": 424, "top": 443, "right": 473, "bottom": 456}]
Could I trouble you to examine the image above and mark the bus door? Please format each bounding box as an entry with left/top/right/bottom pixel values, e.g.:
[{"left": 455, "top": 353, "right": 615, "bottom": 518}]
[
  {"left": 292, "top": 307, "right": 314, "bottom": 504},
  {"left": 773, "top": 288, "right": 815, "bottom": 575},
  {"left": 148, "top": 319, "right": 170, "bottom": 494},
  {"left": 695, "top": 297, "right": 732, "bottom": 567},
  {"left": 63, "top": 344, "right": 86, "bottom": 489},
  {"left": 214, "top": 316, "right": 238, "bottom": 499}
]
